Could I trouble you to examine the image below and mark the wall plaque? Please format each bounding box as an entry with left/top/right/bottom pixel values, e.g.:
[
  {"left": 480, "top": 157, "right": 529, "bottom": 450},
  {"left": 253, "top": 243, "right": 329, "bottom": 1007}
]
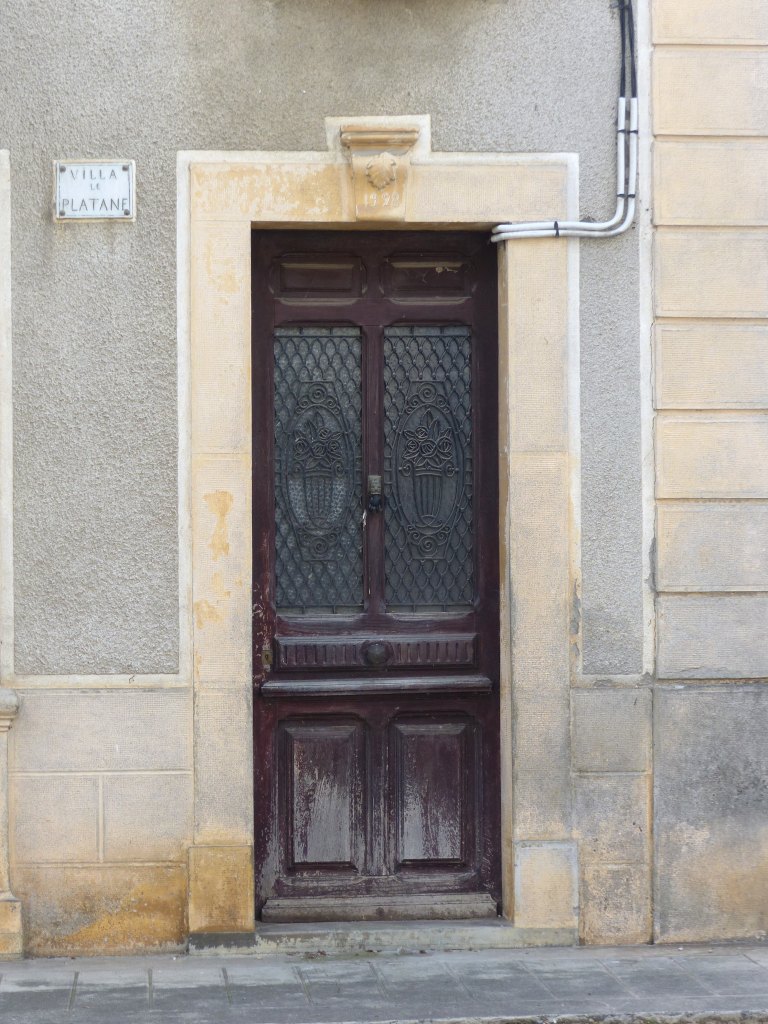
[{"left": 54, "top": 160, "right": 135, "bottom": 221}]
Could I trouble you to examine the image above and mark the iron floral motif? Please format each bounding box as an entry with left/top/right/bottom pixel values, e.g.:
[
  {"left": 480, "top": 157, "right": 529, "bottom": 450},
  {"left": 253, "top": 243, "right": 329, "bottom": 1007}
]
[
  {"left": 293, "top": 408, "right": 345, "bottom": 521},
  {"left": 400, "top": 408, "right": 457, "bottom": 523},
  {"left": 284, "top": 380, "right": 355, "bottom": 561},
  {"left": 393, "top": 380, "right": 464, "bottom": 564}
]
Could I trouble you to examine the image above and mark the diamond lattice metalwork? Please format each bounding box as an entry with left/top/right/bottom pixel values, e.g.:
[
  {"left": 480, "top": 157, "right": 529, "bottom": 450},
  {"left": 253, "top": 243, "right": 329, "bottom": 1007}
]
[
  {"left": 274, "top": 327, "right": 363, "bottom": 613},
  {"left": 383, "top": 325, "right": 473, "bottom": 611}
]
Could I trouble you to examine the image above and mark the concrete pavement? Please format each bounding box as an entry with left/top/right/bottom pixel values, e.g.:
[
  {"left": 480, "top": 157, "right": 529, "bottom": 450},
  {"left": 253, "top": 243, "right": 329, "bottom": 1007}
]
[{"left": 0, "top": 944, "right": 768, "bottom": 1022}]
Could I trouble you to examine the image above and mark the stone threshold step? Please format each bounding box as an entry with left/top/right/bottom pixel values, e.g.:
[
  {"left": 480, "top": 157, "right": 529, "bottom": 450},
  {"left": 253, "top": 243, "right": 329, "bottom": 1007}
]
[
  {"left": 262, "top": 892, "right": 499, "bottom": 922},
  {"left": 189, "top": 919, "right": 578, "bottom": 956}
]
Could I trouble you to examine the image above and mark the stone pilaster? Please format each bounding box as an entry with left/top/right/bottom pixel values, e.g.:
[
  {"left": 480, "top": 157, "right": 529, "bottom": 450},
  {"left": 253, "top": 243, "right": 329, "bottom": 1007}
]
[{"left": 0, "top": 689, "right": 23, "bottom": 957}]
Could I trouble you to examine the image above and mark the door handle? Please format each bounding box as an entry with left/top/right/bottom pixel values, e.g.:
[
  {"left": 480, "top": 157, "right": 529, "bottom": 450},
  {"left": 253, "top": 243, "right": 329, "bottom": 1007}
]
[{"left": 367, "top": 474, "right": 384, "bottom": 514}]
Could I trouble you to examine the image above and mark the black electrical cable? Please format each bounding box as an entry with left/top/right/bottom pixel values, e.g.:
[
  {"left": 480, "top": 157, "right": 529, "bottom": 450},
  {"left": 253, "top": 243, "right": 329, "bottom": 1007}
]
[
  {"left": 626, "top": 0, "right": 638, "bottom": 99},
  {"left": 619, "top": 0, "right": 627, "bottom": 99},
  {"left": 616, "top": 0, "right": 638, "bottom": 101}
]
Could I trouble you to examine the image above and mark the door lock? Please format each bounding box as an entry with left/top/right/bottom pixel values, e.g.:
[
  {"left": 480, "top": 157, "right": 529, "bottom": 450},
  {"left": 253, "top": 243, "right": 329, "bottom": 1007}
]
[
  {"left": 261, "top": 644, "right": 274, "bottom": 672},
  {"left": 367, "top": 474, "right": 384, "bottom": 514}
]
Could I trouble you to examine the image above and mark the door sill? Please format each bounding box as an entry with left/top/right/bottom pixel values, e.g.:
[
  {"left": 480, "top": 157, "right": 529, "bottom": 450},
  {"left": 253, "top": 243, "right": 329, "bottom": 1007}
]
[
  {"left": 262, "top": 892, "right": 498, "bottom": 923},
  {"left": 188, "top": 920, "right": 578, "bottom": 956}
]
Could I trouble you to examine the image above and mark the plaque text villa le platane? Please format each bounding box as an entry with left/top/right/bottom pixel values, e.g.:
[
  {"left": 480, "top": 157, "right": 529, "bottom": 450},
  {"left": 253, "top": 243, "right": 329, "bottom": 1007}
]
[{"left": 54, "top": 160, "right": 136, "bottom": 221}]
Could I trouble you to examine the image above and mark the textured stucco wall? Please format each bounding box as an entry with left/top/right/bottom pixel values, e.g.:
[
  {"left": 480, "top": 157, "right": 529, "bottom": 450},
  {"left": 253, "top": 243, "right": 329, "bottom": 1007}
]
[{"left": 0, "top": 0, "right": 642, "bottom": 675}]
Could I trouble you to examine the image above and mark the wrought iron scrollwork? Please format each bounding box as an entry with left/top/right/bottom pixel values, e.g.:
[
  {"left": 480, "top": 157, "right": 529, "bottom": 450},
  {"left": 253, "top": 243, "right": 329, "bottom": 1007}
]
[
  {"left": 394, "top": 383, "right": 463, "bottom": 561},
  {"left": 289, "top": 385, "right": 350, "bottom": 552},
  {"left": 274, "top": 327, "right": 363, "bottom": 612},
  {"left": 384, "top": 326, "right": 474, "bottom": 610}
]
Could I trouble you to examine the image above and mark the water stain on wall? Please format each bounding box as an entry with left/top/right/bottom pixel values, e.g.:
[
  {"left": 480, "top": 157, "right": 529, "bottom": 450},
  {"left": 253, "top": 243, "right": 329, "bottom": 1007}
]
[{"left": 204, "top": 491, "right": 233, "bottom": 560}]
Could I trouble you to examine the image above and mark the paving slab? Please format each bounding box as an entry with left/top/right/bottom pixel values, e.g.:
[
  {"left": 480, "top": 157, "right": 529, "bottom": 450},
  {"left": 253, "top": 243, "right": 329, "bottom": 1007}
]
[
  {"left": 598, "top": 955, "right": 712, "bottom": 998},
  {"left": 150, "top": 960, "right": 228, "bottom": 1016},
  {"left": 678, "top": 954, "right": 768, "bottom": 996},
  {"left": 0, "top": 944, "right": 767, "bottom": 1022}
]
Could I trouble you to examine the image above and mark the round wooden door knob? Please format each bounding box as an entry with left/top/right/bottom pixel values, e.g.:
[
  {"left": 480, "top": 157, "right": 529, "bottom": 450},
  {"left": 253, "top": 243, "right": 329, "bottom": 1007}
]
[{"left": 363, "top": 641, "right": 392, "bottom": 668}]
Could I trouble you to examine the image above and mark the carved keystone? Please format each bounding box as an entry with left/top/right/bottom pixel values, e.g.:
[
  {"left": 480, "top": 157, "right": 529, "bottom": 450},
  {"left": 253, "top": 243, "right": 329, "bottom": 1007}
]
[
  {"left": 340, "top": 125, "right": 420, "bottom": 222},
  {"left": 0, "top": 689, "right": 22, "bottom": 958}
]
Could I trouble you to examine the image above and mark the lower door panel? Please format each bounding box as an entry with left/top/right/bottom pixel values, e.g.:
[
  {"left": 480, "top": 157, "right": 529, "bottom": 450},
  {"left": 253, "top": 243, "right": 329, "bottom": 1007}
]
[{"left": 256, "top": 694, "right": 499, "bottom": 920}]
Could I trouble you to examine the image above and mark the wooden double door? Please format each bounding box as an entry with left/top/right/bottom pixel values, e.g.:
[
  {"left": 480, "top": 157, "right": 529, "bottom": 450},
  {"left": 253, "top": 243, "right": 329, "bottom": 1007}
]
[{"left": 253, "top": 230, "right": 500, "bottom": 922}]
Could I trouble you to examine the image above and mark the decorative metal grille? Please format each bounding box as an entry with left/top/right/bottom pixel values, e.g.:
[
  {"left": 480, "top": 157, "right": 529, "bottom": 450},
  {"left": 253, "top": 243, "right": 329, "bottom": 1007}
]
[
  {"left": 383, "top": 325, "right": 473, "bottom": 610},
  {"left": 274, "top": 327, "right": 363, "bottom": 613}
]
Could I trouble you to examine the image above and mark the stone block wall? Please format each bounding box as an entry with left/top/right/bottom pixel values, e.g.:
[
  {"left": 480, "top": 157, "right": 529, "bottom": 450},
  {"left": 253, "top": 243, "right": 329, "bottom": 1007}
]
[
  {"left": 571, "top": 689, "right": 652, "bottom": 943},
  {"left": 652, "top": 0, "right": 768, "bottom": 941},
  {"left": 8, "top": 690, "right": 192, "bottom": 955}
]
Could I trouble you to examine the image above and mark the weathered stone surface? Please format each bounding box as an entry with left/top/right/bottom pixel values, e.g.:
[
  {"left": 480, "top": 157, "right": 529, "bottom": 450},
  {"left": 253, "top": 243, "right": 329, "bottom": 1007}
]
[
  {"left": 655, "top": 232, "right": 768, "bottom": 318},
  {"left": 654, "top": 50, "right": 768, "bottom": 136},
  {"left": 193, "top": 688, "right": 253, "bottom": 845},
  {"left": 571, "top": 689, "right": 651, "bottom": 773},
  {"left": 658, "top": 594, "right": 768, "bottom": 679},
  {"left": 653, "top": 0, "right": 768, "bottom": 43},
  {"left": 514, "top": 696, "right": 571, "bottom": 840},
  {"left": 191, "top": 162, "right": 345, "bottom": 223},
  {"left": 188, "top": 844, "right": 254, "bottom": 934},
  {"left": 657, "top": 503, "right": 768, "bottom": 592},
  {"left": 514, "top": 841, "right": 578, "bottom": 930},
  {"left": 103, "top": 774, "right": 192, "bottom": 863},
  {"left": 190, "top": 222, "right": 251, "bottom": 455},
  {"left": 503, "top": 242, "right": 569, "bottom": 453},
  {"left": 573, "top": 775, "right": 650, "bottom": 866},
  {"left": 12, "top": 775, "right": 99, "bottom": 863},
  {"left": 409, "top": 162, "right": 567, "bottom": 224},
  {"left": 0, "top": 897, "right": 23, "bottom": 958},
  {"left": 656, "top": 324, "right": 768, "bottom": 409},
  {"left": 580, "top": 863, "right": 652, "bottom": 945},
  {"left": 655, "top": 142, "right": 768, "bottom": 227},
  {"left": 13, "top": 864, "right": 187, "bottom": 956},
  {"left": 656, "top": 414, "right": 768, "bottom": 498},
  {"left": 508, "top": 454, "right": 571, "bottom": 840},
  {"left": 508, "top": 455, "right": 570, "bottom": 694},
  {"left": 655, "top": 687, "right": 768, "bottom": 941},
  {"left": 10, "top": 690, "right": 192, "bottom": 772},
  {"left": 191, "top": 454, "right": 252, "bottom": 687}
]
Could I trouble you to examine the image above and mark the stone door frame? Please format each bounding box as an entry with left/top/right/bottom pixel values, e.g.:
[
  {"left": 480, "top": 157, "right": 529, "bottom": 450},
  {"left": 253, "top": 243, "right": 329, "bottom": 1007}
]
[{"left": 179, "top": 116, "right": 581, "bottom": 939}]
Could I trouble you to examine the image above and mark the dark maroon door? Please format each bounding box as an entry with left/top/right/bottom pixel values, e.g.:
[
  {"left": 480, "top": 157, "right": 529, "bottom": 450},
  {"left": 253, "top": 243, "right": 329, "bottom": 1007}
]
[{"left": 252, "top": 231, "right": 500, "bottom": 922}]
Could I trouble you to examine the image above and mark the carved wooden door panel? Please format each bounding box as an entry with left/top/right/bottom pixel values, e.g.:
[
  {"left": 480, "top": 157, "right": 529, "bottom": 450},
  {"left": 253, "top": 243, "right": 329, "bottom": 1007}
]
[{"left": 253, "top": 231, "right": 500, "bottom": 922}]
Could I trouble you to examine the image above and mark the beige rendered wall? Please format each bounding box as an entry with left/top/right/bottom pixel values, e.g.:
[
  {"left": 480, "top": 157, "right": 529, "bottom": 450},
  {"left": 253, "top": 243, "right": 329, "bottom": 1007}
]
[{"left": 652, "top": 0, "right": 768, "bottom": 940}]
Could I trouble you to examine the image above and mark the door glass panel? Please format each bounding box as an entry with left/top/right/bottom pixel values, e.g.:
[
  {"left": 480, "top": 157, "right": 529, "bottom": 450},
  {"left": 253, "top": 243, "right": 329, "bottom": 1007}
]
[
  {"left": 383, "top": 325, "right": 473, "bottom": 611},
  {"left": 274, "top": 326, "right": 363, "bottom": 613}
]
